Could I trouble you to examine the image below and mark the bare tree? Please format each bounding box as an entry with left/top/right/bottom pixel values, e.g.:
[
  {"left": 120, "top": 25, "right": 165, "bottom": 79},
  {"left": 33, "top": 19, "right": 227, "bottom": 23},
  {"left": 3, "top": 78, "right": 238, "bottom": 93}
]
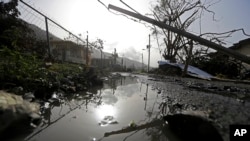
[
  {"left": 93, "top": 38, "right": 104, "bottom": 68},
  {"left": 152, "top": 0, "right": 207, "bottom": 63},
  {"left": 151, "top": 0, "right": 250, "bottom": 76}
]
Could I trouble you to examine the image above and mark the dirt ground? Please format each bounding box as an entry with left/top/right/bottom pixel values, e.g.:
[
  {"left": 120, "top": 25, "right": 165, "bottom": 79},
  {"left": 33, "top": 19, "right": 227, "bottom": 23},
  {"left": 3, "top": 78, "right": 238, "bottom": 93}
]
[{"left": 140, "top": 74, "right": 250, "bottom": 141}]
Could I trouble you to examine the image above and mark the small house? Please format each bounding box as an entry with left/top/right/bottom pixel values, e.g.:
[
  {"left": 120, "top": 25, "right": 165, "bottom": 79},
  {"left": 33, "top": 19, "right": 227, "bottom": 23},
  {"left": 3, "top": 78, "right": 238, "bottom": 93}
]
[
  {"left": 230, "top": 38, "right": 250, "bottom": 70},
  {"left": 50, "top": 40, "right": 91, "bottom": 65}
]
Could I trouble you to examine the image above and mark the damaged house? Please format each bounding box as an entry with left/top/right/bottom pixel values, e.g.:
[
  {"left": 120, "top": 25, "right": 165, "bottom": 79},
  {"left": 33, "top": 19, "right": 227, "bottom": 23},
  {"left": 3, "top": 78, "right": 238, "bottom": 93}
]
[
  {"left": 230, "top": 38, "right": 250, "bottom": 71},
  {"left": 157, "top": 38, "right": 250, "bottom": 79}
]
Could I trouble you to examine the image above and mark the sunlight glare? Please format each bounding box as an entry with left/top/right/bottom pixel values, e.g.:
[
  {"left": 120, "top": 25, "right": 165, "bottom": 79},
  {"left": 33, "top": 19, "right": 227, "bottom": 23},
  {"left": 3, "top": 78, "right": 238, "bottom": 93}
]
[{"left": 96, "top": 104, "right": 116, "bottom": 119}]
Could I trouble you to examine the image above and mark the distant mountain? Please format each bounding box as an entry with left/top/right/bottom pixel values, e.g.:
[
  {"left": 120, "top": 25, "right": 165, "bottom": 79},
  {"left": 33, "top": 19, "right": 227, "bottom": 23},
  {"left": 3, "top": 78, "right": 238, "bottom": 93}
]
[
  {"left": 25, "top": 21, "right": 149, "bottom": 70},
  {"left": 26, "top": 23, "right": 61, "bottom": 41}
]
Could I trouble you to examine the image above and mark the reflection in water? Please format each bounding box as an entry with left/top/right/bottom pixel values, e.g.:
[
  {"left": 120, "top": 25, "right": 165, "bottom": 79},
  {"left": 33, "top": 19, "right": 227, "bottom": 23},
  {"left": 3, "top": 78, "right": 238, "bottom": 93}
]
[
  {"left": 25, "top": 73, "right": 169, "bottom": 141},
  {"left": 144, "top": 83, "right": 149, "bottom": 110},
  {"left": 101, "top": 89, "right": 118, "bottom": 105},
  {"left": 96, "top": 104, "right": 116, "bottom": 120}
]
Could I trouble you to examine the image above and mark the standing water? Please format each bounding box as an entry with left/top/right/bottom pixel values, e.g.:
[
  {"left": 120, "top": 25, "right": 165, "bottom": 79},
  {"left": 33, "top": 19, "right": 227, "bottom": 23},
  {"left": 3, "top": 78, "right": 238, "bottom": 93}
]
[{"left": 24, "top": 73, "right": 168, "bottom": 141}]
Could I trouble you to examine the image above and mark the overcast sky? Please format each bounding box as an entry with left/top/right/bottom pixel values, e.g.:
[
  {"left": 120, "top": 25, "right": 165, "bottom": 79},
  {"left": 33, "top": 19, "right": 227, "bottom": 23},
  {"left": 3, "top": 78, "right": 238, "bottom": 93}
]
[{"left": 18, "top": 0, "right": 250, "bottom": 67}]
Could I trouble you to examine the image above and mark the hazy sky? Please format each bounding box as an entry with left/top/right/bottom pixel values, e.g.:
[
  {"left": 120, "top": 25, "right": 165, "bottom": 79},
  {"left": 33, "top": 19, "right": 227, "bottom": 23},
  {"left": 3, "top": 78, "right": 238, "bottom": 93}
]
[{"left": 18, "top": 0, "right": 250, "bottom": 67}]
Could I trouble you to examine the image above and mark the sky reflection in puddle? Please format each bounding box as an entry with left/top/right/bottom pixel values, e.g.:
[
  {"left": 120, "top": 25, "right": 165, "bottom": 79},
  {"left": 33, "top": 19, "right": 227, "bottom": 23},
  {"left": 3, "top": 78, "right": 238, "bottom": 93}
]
[
  {"left": 96, "top": 105, "right": 116, "bottom": 120},
  {"left": 25, "top": 73, "right": 166, "bottom": 141}
]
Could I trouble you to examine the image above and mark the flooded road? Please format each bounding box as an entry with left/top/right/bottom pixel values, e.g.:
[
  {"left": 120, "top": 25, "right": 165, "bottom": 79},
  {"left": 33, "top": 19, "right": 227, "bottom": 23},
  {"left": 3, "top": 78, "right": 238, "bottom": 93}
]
[
  {"left": 25, "top": 73, "right": 167, "bottom": 141},
  {"left": 21, "top": 72, "right": 250, "bottom": 141}
]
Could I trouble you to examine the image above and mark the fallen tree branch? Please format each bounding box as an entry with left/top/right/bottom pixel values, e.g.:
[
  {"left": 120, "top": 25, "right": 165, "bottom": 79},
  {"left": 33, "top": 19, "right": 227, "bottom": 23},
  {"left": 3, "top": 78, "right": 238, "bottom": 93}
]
[{"left": 104, "top": 119, "right": 164, "bottom": 137}]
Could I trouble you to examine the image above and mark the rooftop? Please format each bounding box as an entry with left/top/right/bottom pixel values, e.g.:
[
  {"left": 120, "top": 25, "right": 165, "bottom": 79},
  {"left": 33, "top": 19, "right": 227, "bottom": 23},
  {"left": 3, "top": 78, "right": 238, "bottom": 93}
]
[{"left": 230, "top": 38, "right": 250, "bottom": 49}]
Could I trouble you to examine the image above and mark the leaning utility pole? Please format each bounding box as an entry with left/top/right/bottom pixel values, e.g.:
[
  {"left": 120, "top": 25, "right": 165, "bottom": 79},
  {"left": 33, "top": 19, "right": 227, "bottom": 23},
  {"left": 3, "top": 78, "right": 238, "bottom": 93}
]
[{"left": 108, "top": 4, "right": 250, "bottom": 64}]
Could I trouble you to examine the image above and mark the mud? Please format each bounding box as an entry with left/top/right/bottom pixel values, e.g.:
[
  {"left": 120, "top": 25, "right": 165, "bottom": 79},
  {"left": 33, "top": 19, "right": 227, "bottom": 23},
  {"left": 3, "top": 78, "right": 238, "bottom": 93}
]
[
  {"left": 140, "top": 74, "right": 250, "bottom": 141},
  {"left": 3, "top": 72, "right": 249, "bottom": 141}
]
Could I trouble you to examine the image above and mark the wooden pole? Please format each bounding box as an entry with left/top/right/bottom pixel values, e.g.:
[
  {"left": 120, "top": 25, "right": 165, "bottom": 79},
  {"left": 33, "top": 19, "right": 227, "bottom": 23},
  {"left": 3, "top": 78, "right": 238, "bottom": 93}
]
[
  {"left": 148, "top": 34, "right": 151, "bottom": 73},
  {"left": 86, "top": 33, "right": 89, "bottom": 66},
  {"left": 45, "top": 17, "right": 51, "bottom": 59},
  {"left": 108, "top": 4, "right": 250, "bottom": 64},
  {"left": 141, "top": 53, "right": 143, "bottom": 72}
]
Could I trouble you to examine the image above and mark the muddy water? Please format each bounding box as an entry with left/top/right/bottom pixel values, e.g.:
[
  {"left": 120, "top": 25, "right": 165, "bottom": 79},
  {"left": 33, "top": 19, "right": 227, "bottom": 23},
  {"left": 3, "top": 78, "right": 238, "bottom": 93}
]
[{"left": 25, "top": 73, "right": 167, "bottom": 141}]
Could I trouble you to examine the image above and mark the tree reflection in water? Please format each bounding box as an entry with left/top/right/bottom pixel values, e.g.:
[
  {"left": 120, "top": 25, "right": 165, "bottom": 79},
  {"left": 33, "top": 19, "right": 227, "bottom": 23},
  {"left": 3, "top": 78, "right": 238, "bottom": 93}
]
[
  {"left": 25, "top": 73, "right": 179, "bottom": 141},
  {"left": 101, "top": 78, "right": 173, "bottom": 141},
  {"left": 25, "top": 74, "right": 138, "bottom": 140}
]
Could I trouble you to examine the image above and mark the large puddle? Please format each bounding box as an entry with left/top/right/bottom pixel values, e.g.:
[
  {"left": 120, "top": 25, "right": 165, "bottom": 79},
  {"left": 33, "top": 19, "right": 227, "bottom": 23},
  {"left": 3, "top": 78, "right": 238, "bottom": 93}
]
[{"left": 25, "top": 73, "right": 167, "bottom": 141}]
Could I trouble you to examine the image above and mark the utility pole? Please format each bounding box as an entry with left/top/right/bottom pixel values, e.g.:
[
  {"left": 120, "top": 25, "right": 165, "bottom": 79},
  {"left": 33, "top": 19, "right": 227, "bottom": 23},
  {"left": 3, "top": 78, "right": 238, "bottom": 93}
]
[
  {"left": 101, "top": 49, "right": 103, "bottom": 69},
  {"left": 86, "top": 31, "right": 89, "bottom": 67},
  {"left": 122, "top": 54, "right": 124, "bottom": 70},
  {"left": 114, "top": 48, "right": 117, "bottom": 65},
  {"left": 104, "top": 54, "right": 106, "bottom": 68},
  {"left": 45, "top": 17, "right": 51, "bottom": 59},
  {"left": 147, "top": 34, "right": 151, "bottom": 73},
  {"left": 108, "top": 4, "right": 250, "bottom": 64},
  {"left": 141, "top": 53, "right": 143, "bottom": 72}
]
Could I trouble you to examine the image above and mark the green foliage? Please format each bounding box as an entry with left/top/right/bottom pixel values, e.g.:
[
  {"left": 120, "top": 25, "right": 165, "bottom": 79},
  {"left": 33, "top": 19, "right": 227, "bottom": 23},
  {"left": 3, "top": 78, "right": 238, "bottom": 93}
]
[
  {"left": 0, "top": 46, "right": 42, "bottom": 81},
  {"left": 0, "top": 0, "right": 19, "bottom": 18},
  {"left": 0, "top": 0, "right": 20, "bottom": 49},
  {"left": 0, "top": 0, "right": 38, "bottom": 55},
  {"left": 48, "top": 63, "right": 83, "bottom": 74},
  {"left": 0, "top": 0, "right": 92, "bottom": 92},
  {"left": 33, "top": 40, "right": 47, "bottom": 59},
  {"left": 0, "top": 26, "right": 21, "bottom": 49},
  {"left": 0, "top": 45, "right": 88, "bottom": 91}
]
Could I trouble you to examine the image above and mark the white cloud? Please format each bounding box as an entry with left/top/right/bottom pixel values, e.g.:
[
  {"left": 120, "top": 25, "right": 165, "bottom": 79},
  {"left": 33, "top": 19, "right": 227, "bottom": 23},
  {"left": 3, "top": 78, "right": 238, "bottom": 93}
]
[{"left": 121, "top": 46, "right": 140, "bottom": 61}]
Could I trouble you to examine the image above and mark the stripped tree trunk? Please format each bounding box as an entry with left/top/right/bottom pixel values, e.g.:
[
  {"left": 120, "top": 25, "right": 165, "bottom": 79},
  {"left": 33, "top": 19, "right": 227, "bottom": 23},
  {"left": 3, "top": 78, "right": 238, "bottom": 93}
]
[{"left": 182, "top": 40, "right": 193, "bottom": 77}]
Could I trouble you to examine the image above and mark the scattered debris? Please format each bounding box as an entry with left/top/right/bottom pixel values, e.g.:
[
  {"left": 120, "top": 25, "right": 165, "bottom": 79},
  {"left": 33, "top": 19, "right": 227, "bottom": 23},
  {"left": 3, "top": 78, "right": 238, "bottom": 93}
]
[
  {"left": 158, "top": 61, "right": 214, "bottom": 80},
  {"left": 0, "top": 91, "right": 41, "bottom": 138},
  {"left": 99, "top": 116, "right": 118, "bottom": 126},
  {"left": 128, "top": 120, "right": 137, "bottom": 128}
]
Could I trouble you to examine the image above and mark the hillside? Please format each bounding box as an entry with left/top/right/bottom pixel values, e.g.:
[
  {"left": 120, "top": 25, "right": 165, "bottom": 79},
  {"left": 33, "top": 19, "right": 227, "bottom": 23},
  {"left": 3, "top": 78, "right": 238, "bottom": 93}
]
[
  {"left": 25, "top": 21, "right": 149, "bottom": 70},
  {"left": 27, "top": 23, "right": 61, "bottom": 41}
]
